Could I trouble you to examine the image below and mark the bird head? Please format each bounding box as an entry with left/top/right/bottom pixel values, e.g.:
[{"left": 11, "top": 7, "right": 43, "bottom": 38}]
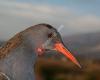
[{"left": 23, "top": 24, "right": 81, "bottom": 68}]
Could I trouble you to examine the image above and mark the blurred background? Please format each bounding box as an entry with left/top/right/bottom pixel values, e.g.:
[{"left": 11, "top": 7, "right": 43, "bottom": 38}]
[{"left": 0, "top": 0, "right": 100, "bottom": 80}]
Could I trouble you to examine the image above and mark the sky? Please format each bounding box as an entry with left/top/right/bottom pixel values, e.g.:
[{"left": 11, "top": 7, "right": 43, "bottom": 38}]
[{"left": 0, "top": 0, "right": 100, "bottom": 40}]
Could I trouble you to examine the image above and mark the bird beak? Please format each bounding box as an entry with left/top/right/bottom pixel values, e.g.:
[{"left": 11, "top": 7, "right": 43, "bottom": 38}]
[{"left": 54, "top": 42, "right": 81, "bottom": 68}]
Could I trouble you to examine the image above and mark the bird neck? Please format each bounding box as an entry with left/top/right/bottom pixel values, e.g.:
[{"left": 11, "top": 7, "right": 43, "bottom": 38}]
[
  {"left": 0, "top": 29, "right": 38, "bottom": 80},
  {"left": 0, "top": 31, "right": 37, "bottom": 64},
  {"left": 0, "top": 42, "right": 36, "bottom": 80}
]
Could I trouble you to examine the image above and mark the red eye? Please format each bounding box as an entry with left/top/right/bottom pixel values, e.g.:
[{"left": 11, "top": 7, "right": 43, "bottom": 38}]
[{"left": 48, "top": 33, "right": 53, "bottom": 38}]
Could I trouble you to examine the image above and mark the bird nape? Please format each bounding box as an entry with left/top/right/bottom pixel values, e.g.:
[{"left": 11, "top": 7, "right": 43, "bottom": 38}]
[{"left": 0, "top": 23, "right": 81, "bottom": 80}]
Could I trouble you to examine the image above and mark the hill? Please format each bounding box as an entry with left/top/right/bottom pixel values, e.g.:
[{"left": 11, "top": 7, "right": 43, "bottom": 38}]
[{"left": 63, "top": 32, "right": 100, "bottom": 59}]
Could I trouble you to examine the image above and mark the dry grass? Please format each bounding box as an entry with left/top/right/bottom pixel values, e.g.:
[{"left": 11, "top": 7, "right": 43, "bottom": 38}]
[{"left": 35, "top": 58, "right": 100, "bottom": 80}]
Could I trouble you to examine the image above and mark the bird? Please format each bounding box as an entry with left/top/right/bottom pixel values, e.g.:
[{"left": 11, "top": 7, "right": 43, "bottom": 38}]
[{"left": 0, "top": 23, "right": 81, "bottom": 80}]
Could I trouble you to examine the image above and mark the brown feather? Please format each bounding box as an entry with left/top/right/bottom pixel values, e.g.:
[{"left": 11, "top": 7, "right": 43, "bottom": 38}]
[{"left": 0, "top": 32, "right": 23, "bottom": 59}]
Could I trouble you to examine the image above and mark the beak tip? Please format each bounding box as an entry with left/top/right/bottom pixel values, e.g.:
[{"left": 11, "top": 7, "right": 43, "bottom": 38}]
[
  {"left": 77, "top": 63, "right": 82, "bottom": 68},
  {"left": 75, "top": 61, "right": 82, "bottom": 68},
  {"left": 54, "top": 43, "right": 81, "bottom": 68}
]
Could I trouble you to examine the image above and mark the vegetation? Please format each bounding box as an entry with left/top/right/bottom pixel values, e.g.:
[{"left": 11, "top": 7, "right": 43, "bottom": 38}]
[{"left": 35, "top": 58, "right": 100, "bottom": 80}]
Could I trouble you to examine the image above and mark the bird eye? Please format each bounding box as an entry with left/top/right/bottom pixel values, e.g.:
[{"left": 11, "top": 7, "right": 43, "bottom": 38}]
[{"left": 48, "top": 33, "right": 53, "bottom": 38}]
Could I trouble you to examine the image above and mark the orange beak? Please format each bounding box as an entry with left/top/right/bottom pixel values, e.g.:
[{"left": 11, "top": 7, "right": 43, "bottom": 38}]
[{"left": 54, "top": 43, "right": 81, "bottom": 68}]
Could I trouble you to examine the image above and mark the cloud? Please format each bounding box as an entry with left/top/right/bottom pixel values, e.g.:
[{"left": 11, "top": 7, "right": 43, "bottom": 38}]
[
  {"left": 0, "top": 0, "right": 100, "bottom": 40},
  {"left": 65, "top": 15, "right": 100, "bottom": 34},
  {"left": 0, "top": 1, "right": 72, "bottom": 18},
  {"left": 68, "top": 15, "right": 100, "bottom": 27},
  {"left": 0, "top": 1, "right": 73, "bottom": 40}
]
